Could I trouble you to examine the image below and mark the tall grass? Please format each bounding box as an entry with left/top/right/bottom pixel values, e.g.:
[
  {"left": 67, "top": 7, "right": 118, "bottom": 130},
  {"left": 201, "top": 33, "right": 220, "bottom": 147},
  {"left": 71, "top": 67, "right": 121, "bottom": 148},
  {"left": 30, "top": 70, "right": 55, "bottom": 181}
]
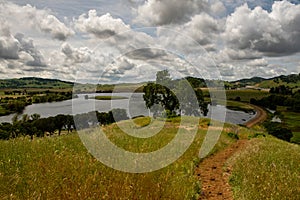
[
  {"left": 228, "top": 137, "right": 300, "bottom": 200},
  {"left": 0, "top": 118, "right": 238, "bottom": 199}
]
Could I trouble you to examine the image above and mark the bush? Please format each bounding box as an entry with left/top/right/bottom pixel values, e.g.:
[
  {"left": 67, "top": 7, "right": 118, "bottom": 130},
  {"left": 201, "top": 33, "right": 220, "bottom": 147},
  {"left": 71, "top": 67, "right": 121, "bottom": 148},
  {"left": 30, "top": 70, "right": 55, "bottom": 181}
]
[
  {"left": 227, "top": 132, "right": 239, "bottom": 140},
  {"left": 264, "top": 122, "right": 293, "bottom": 142}
]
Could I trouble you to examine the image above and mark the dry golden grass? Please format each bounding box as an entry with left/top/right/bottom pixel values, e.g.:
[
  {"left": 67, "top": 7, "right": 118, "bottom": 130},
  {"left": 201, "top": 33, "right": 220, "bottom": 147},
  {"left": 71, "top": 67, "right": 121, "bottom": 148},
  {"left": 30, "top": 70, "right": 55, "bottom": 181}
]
[{"left": 227, "top": 137, "right": 300, "bottom": 200}]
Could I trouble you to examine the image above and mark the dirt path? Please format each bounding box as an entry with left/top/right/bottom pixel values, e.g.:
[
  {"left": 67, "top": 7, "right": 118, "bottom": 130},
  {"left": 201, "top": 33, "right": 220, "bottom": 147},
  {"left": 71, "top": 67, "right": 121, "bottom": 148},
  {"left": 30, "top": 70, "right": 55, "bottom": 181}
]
[
  {"left": 196, "top": 139, "right": 248, "bottom": 200},
  {"left": 244, "top": 104, "right": 267, "bottom": 128},
  {"left": 196, "top": 105, "right": 266, "bottom": 199}
]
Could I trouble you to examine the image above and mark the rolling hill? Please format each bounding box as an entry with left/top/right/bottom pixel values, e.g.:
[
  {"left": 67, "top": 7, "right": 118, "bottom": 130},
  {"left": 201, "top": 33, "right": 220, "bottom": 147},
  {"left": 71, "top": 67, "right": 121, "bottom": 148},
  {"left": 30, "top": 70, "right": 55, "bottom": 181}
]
[
  {"left": 231, "top": 73, "right": 300, "bottom": 88},
  {"left": 0, "top": 77, "right": 74, "bottom": 89}
]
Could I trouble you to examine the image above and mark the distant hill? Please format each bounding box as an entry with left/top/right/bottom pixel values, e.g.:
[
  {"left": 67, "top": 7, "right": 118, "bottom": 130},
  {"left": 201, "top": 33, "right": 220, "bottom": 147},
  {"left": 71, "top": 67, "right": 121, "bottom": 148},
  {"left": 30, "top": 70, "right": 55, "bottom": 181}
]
[
  {"left": 230, "top": 77, "right": 267, "bottom": 86},
  {"left": 1, "top": 73, "right": 299, "bottom": 90},
  {"left": 231, "top": 73, "right": 300, "bottom": 89},
  {"left": 0, "top": 77, "right": 74, "bottom": 89}
]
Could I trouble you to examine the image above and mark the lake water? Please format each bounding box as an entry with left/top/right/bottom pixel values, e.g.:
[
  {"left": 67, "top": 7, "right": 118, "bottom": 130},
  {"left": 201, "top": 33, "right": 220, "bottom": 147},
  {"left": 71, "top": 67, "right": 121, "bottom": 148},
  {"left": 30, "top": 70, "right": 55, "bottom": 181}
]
[{"left": 0, "top": 93, "right": 255, "bottom": 125}]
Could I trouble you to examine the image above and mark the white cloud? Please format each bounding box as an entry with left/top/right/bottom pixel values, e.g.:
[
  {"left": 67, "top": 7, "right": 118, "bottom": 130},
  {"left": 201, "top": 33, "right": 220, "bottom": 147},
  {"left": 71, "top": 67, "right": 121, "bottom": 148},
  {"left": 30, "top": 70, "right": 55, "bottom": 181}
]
[
  {"left": 74, "top": 10, "right": 131, "bottom": 39},
  {"left": 223, "top": 1, "right": 300, "bottom": 55},
  {"left": 247, "top": 58, "right": 268, "bottom": 67},
  {"left": 39, "top": 15, "right": 74, "bottom": 41},
  {"left": 0, "top": 2, "right": 74, "bottom": 41},
  {"left": 182, "top": 13, "right": 222, "bottom": 46},
  {"left": 61, "top": 43, "right": 92, "bottom": 64},
  {"left": 15, "top": 33, "right": 46, "bottom": 67},
  {"left": 134, "top": 0, "right": 209, "bottom": 25},
  {"left": 0, "top": 23, "right": 19, "bottom": 59},
  {"left": 0, "top": 0, "right": 299, "bottom": 82}
]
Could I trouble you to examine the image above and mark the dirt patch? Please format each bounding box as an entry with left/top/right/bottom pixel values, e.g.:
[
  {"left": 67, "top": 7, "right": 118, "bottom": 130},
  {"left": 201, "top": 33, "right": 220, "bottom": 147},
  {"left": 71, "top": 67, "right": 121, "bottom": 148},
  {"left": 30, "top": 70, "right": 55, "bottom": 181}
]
[{"left": 196, "top": 139, "right": 248, "bottom": 200}]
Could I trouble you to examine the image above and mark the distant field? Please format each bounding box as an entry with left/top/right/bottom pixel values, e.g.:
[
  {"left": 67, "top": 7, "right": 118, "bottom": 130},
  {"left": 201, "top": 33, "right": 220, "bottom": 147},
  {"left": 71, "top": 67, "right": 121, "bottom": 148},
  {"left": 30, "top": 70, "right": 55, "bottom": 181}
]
[
  {"left": 258, "top": 79, "right": 300, "bottom": 89},
  {"left": 0, "top": 117, "right": 251, "bottom": 199},
  {"left": 228, "top": 137, "right": 300, "bottom": 200},
  {"left": 203, "top": 89, "right": 270, "bottom": 102}
]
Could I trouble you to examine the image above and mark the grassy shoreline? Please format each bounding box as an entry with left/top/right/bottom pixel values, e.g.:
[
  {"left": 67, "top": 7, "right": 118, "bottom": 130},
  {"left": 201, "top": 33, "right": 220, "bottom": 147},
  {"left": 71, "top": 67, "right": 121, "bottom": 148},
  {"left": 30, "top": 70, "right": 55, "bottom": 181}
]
[{"left": 91, "top": 96, "right": 128, "bottom": 100}]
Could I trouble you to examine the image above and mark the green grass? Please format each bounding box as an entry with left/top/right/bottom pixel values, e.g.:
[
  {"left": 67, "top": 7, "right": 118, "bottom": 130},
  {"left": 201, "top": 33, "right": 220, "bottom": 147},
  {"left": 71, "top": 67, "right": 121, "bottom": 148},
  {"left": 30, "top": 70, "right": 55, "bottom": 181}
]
[
  {"left": 0, "top": 117, "right": 242, "bottom": 199},
  {"left": 228, "top": 137, "right": 300, "bottom": 200},
  {"left": 291, "top": 132, "right": 300, "bottom": 144},
  {"left": 92, "top": 96, "right": 128, "bottom": 100},
  {"left": 203, "top": 89, "right": 270, "bottom": 102},
  {"left": 275, "top": 108, "right": 300, "bottom": 144},
  {"left": 258, "top": 79, "right": 300, "bottom": 89},
  {"left": 226, "top": 90, "right": 270, "bottom": 102},
  {"left": 133, "top": 117, "right": 152, "bottom": 128},
  {"left": 0, "top": 105, "right": 9, "bottom": 116}
]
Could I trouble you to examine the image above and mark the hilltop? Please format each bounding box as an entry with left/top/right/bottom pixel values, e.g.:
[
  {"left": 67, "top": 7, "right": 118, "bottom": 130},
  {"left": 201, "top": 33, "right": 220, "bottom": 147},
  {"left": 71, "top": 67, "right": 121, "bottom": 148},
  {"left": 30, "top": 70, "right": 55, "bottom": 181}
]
[
  {"left": 0, "top": 77, "right": 74, "bottom": 89},
  {"left": 230, "top": 73, "right": 300, "bottom": 89}
]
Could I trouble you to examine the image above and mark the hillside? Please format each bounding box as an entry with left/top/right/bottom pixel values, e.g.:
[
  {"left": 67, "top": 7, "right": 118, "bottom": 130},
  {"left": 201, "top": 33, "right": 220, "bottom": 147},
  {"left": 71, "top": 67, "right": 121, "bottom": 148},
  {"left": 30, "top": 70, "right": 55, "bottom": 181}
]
[
  {"left": 227, "top": 137, "right": 300, "bottom": 200},
  {"left": 0, "top": 77, "right": 74, "bottom": 89},
  {"left": 0, "top": 117, "right": 299, "bottom": 199},
  {"left": 231, "top": 73, "right": 300, "bottom": 89}
]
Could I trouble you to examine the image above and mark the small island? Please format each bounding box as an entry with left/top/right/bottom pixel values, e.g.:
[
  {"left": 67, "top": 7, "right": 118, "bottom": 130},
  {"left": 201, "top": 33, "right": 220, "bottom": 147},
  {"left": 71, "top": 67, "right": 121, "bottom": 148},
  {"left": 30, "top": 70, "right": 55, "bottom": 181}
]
[{"left": 90, "top": 95, "right": 128, "bottom": 100}]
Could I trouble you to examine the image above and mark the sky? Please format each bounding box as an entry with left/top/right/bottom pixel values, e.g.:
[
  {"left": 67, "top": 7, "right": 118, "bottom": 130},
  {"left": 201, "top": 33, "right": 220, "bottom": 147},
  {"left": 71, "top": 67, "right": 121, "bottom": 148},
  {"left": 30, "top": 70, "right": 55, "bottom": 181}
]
[{"left": 0, "top": 0, "right": 300, "bottom": 83}]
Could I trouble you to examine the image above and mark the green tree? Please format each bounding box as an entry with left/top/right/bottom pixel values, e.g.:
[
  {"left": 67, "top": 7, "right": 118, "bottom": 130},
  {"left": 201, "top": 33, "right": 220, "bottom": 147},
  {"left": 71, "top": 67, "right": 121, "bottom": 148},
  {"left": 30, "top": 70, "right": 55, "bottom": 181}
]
[
  {"left": 143, "top": 70, "right": 208, "bottom": 118},
  {"left": 143, "top": 70, "right": 179, "bottom": 117}
]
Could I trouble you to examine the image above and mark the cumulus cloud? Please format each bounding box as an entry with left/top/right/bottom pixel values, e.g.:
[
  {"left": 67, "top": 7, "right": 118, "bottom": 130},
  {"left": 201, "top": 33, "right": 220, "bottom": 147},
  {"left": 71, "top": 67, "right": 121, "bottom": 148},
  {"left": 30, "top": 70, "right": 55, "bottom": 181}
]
[
  {"left": 15, "top": 33, "right": 46, "bottom": 67},
  {"left": 75, "top": 10, "right": 131, "bottom": 39},
  {"left": 61, "top": 43, "right": 92, "bottom": 63},
  {"left": 39, "top": 15, "right": 74, "bottom": 41},
  {"left": 102, "top": 57, "right": 137, "bottom": 80},
  {"left": 135, "top": 0, "right": 209, "bottom": 25},
  {"left": 216, "top": 48, "right": 262, "bottom": 62},
  {"left": 0, "top": 24, "right": 19, "bottom": 59},
  {"left": 0, "top": 2, "right": 74, "bottom": 41},
  {"left": 181, "top": 13, "right": 222, "bottom": 46},
  {"left": 223, "top": 1, "right": 300, "bottom": 55}
]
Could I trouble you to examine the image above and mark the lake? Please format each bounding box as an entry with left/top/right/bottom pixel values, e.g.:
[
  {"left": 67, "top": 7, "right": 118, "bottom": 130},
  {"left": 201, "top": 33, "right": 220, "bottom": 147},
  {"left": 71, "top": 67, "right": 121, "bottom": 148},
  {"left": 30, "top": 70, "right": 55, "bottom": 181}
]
[{"left": 0, "top": 93, "right": 256, "bottom": 124}]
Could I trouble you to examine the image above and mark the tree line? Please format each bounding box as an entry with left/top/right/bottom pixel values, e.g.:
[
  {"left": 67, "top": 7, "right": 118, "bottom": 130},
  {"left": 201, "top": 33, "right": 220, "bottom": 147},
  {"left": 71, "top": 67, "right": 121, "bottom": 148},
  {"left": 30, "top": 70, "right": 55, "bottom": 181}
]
[
  {"left": 250, "top": 89, "right": 300, "bottom": 112},
  {"left": 0, "top": 92, "right": 77, "bottom": 116},
  {"left": 0, "top": 108, "right": 128, "bottom": 140}
]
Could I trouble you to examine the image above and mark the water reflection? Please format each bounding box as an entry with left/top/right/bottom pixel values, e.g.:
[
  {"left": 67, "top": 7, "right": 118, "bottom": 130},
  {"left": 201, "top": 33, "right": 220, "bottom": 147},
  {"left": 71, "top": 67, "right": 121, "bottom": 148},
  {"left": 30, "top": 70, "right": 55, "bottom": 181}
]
[{"left": 0, "top": 93, "right": 255, "bottom": 124}]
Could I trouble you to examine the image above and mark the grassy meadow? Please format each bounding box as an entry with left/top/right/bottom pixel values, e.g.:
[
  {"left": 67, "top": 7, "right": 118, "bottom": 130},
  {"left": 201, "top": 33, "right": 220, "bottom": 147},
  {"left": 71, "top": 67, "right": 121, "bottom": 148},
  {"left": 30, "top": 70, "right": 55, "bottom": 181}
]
[
  {"left": 0, "top": 117, "right": 249, "bottom": 199},
  {"left": 228, "top": 136, "right": 300, "bottom": 200},
  {"left": 202, "top": 89, "right": 270, "bottom": 102}
]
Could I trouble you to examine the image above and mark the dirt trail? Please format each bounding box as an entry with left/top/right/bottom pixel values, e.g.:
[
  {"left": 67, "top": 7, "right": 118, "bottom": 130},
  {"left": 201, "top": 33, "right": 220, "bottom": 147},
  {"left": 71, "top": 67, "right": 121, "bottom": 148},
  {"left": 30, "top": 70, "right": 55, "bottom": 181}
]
[
  {"left": 196, "top": 105, "right": 266, "bottom": 199},
  {"left": 196, "top": 140, "right": 248, "bottom": 200},
  {"left": 244, "top": 104, "right": 267, "bottom": 128}
]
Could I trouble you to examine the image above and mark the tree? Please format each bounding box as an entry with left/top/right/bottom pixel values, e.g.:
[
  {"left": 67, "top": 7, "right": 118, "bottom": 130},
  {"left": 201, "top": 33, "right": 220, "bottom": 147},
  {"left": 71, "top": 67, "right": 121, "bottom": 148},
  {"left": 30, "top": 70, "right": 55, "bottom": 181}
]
[
  {"left": 264, "top": 122, "right": 293, "bottom": 142},
  {"left": 31, "top": 113, "right": 41, "bottom": 121},
  {"left": 143, "top": 70, "right": 179, "bottom": 117},
  {"left": 54, "top": 114, "right": 67, "bottom": 135},
  {"left": 143, "top": 70, "right": 208, "bottom": 118}
]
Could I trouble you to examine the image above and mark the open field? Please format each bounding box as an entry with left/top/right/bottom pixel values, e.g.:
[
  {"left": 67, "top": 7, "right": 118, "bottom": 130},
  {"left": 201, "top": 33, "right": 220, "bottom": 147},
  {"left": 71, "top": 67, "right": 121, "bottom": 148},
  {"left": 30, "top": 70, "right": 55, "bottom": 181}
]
[
  {"left": 203, "top": 89, "right": 270, "bottom": 102},
  {"left": 258, "top": 79, "right": 300, "bottom": 89},
  {"left": 0, "top": 117, "right": 249, "bottom": 199},
  {"left": 228, "top": 137, "right": 300, "bottom": 200}
]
